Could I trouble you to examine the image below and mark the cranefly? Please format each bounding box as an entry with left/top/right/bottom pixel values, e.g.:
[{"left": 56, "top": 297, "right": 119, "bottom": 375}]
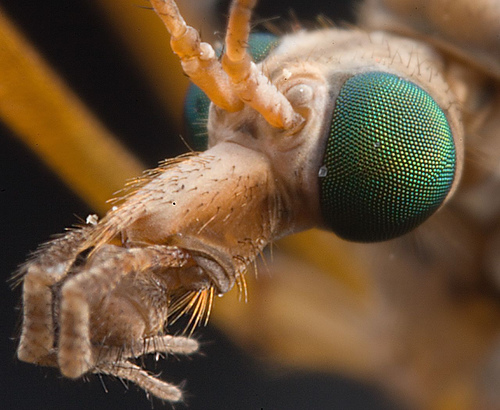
[{"left": 14, "top": 0, "right": 500, "bottom": 404}]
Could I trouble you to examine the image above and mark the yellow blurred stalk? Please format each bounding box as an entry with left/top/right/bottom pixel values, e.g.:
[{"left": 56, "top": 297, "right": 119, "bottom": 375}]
[{"left": 0, "top": 7, "right": 144, "bottom": 214}]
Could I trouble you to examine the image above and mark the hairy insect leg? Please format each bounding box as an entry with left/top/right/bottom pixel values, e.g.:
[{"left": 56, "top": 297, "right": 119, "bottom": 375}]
[
  {"left": 221, "top": 0, "right": 304, "bottom": 129},
  {"left": 17, "top": 227, "right": 90, "bottom": 366},
  {"left": 57, "top": 244, "right": 190, "bottom": 378},
  {"left": 150, "top": 0, "right": 242, "bottom": 111}
]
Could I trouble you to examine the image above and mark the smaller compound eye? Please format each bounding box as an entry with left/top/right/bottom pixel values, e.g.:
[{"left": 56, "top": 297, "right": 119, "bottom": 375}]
[
  {"left": 183, "top": 84, "right": 212, "bottom": 151},
  {"left": 183, "top": 33, "right": 279, "bottom": 151},
  {"left": 319, "top": 72, "right": 456, "bottom": 242}
]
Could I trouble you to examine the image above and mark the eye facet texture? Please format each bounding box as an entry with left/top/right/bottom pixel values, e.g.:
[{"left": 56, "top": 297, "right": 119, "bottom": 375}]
[
  {"left": 184, "top": 84, "right": 211, "bottom": 151},
  {"left": 183, "top": 33, "right": 279, "bottom": 151},
  {"left": 320, "top": 72, "right": 456, "bottom": 242}
]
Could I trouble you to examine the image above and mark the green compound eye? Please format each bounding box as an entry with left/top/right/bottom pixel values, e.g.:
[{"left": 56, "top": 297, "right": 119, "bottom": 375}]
[
  {"left": 320, "top": 72, "right": 456, "bottom": 242},
  {"left": 183, "top": 33, "right": 279, "bottom": 151}
]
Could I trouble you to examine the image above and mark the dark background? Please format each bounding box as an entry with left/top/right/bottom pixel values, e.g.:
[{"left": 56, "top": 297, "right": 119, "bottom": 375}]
[{"left": 0, "top": 0, "right": 400, "bottom": 408}]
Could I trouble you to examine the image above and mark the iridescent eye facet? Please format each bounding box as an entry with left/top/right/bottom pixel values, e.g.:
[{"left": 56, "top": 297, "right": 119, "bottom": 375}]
[
  {"left": 183, "top": 33, "right": 279, "bottom": 151},
  {"left": 243, "top": 32, "right": 280, "bottom": 62},
  {"left": 183, "top": 84, "right": 212, "bottom": 151},
  {"left": 320, "top": 72, "right": 456, "bottom": 242}
]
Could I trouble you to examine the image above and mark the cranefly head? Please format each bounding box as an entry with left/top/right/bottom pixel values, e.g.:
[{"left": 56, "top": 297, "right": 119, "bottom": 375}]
[
  {"left": 319, "top": 72, "right": 456, "bottom": 242},
  {"left": 153, "top": 0, "right": 459, "bottom": 243}
]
